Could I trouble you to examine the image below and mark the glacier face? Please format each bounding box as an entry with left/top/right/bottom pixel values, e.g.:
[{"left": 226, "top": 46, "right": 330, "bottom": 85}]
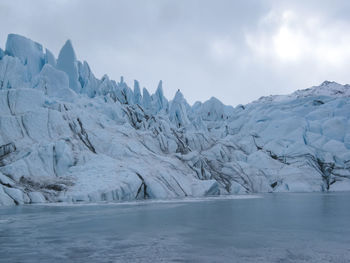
[{"left": 0, "top": 34, "right": 350, "bottom": 206}]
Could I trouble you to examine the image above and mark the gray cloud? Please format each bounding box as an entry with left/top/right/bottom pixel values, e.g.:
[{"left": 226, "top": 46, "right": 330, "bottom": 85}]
[{"left": 1, "top": 0, "right": 350, "bottom": 105}]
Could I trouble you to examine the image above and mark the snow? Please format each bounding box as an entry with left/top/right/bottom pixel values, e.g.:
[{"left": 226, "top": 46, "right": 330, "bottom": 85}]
[
  {"left": 0, "top": 186, "right": 15, "bottom": 205},
  {"left": 196, "top": 96, "right": 232, "bottom": 121},
  {"left": 28, "top": 191, "right": 46, "bottom": 203},
  {"left": 0, "top": 172, "right": 15, "bottom": 187},
  {"left": 3, "top": 186, "right": 30, "bottom": 204},
  {"left": 322, "top": 117, "right": 346, "bottom": 142},
  {"left": 0, "top": 55, "right": 30, "bottom": 90},
  {"left": 31, "top": 64, "right": 76, "bottom": 101},
  {"left": 1, "top": 33, "right": 350, "bottom": 206},
  {"left": 330, "top": 180, "right": 350, "bottom": 191},
  {"left": 255, "top": 81, "right": 350, "bottom": 104}
]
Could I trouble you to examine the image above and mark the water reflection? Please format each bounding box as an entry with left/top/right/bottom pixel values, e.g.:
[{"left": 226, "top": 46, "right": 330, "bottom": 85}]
[{"left": 0, "top": 193, "right": 350, "bottom": 262}]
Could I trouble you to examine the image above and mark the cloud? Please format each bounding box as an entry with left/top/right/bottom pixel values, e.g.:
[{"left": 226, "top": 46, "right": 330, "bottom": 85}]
[
  {"left": 210, "top": 38, "right": 236, "bottom": 61},
  {"left": 1, "top": 0, "right": 350, "bottom": 105},
  {"left": 246, "top": 8, "right": 350, "bottom": 66}
]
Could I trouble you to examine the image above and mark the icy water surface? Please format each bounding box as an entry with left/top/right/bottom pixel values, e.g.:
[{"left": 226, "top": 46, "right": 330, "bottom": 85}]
[{"left": 1, "top": 193, "right": 350, "bottom": 263}]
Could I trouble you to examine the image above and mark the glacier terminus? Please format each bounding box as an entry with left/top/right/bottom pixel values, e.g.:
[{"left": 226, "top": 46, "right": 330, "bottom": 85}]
[{"left": 1, "top": 34, "right": 350, "bottom": 206}]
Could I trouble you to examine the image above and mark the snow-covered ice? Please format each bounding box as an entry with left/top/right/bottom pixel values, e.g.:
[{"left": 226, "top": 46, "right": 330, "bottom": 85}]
[{"left": 1, "top": 34, "right": 350, "bottom": 206}]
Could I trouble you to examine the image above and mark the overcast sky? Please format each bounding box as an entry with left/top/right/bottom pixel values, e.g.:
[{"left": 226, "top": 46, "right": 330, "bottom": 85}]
[{"left": 1, "top": 0, "right": 350, "bottom": 105}]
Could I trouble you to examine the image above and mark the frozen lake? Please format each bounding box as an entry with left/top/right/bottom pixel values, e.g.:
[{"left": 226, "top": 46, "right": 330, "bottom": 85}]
[{"left": 1, "top": 193, "right": 350, "bottom": 262}]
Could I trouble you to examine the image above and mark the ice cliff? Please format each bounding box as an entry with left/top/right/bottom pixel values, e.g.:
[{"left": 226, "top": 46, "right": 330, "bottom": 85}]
[{"left": 1, "top": 34, "right": 350, "bottom": 206}]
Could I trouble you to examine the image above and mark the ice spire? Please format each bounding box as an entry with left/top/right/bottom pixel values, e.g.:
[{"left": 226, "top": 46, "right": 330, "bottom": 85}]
[
  {"left": 142, "top": 87, "right": 152, "bottom": 110},
  {"left": 169, "top": 90, "right": 190, "bottom": 127},
  {"left": 57, "top": 40, "right": 81, "bottom": 93},
  {"left": 133, "top": 80, "right": 142, "bottom": 105},
  {"left": 154, "top": 80, "right": 168, "bottom": 112}
]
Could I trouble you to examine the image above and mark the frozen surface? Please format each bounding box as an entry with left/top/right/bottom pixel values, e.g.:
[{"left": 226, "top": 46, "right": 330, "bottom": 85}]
[
  {"left": 0, "top": 192, "right": 350, "bottom": 262},
  {"left": 1, "top": 34, "right": 350, "bottom": 206},
  {"left": 5, "top": 34, "right": 44, "bottom": 78},
  {"left": 56, "top": 40, "right": 81, "bottom": 93}
]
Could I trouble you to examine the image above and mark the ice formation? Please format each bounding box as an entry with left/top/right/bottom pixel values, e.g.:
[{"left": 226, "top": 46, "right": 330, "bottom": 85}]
[{"left": 1, "top": 34, "right": 350, "bottom": 205}]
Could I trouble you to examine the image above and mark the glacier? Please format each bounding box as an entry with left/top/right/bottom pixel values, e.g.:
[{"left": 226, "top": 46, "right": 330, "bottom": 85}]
[{"left": 0, "top": 34, "right": 350, "bottom": 206}]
